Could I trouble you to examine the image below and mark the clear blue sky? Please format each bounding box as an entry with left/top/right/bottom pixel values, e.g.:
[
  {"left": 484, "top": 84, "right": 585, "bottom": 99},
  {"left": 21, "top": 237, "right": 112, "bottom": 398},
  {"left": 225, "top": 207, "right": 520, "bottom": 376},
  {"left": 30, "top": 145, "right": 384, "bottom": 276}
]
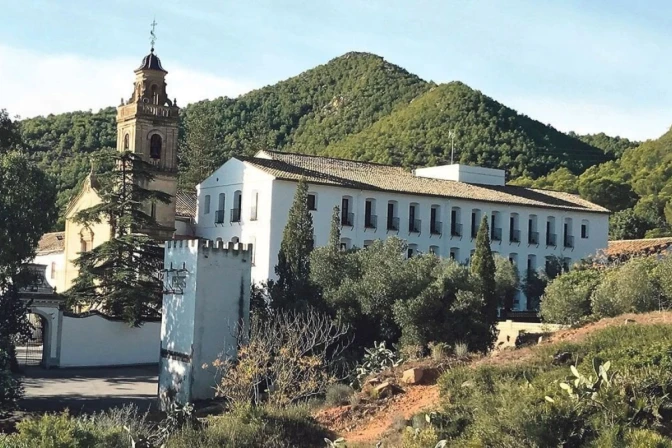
[{"left": 1, "top": 0, "right": 671, "bottom": 140}]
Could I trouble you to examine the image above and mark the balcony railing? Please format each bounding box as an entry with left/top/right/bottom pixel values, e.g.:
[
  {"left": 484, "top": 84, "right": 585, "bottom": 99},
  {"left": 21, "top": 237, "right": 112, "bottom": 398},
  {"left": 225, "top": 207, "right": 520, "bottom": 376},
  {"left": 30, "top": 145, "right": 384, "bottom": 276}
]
[
  {"left": 491, "top": 227, "right": 502, "bottom": 241},
  {"left": 528, "top": 231, "right": 539, "bottom": 245},
  {"left": 471, "top": 226, "right": 478, "bottom": 239},
  {"left": 365, "top": 214, "right": 377, "bottom": 229},
  {"left": 409, "top": 218, "right": 421, "bottom": 233},
  {"left": 546, "top": 233, "right": 557, "bottom": 247},
  {"left": 341, "top": 212, "right": 354, "bottom": 227},
  {"left": 215, "top": 210, "right": 225, "bottom": 224},
  {"left": 451, "top": 223, "right": 463, "bottom": 237},
  {"left": 387, "top": 216, "right": 400, "bottom": 231},
  {"left": 230, "top": 208, "right": 241, "bottom": 223},
  {"left": 430, "top": 220, "right": 442, "bottom": 235},
  {"left": 564, "top": 235, "right": 574, "bottom": 248},
  {"left": 509, "top": 229, "right": 521, "bottom": 243},
  {"left": 250, "top": 206, "right": 258, "bottom": 221}
]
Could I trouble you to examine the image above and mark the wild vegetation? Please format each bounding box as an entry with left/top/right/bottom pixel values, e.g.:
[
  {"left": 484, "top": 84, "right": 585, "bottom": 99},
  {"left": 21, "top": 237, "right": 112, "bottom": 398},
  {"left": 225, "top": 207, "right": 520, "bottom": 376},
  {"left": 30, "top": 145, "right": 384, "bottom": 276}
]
[{"left": 541, "top": 254, "right": 672, "bottom": 325}]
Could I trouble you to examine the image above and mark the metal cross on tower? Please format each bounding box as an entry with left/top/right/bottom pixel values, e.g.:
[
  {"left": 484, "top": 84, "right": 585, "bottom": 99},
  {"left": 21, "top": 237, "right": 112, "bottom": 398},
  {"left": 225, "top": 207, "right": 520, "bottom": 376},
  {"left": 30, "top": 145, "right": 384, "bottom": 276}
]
[{"left": 150, "top": 19, "right": 158, "bottom": 52}]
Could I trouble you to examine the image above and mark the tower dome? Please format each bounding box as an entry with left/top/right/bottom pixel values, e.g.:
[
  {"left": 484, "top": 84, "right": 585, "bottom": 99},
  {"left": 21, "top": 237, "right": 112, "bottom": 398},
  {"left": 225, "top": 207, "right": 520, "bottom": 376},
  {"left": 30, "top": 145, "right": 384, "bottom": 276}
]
[{"left": 136, "top": 50, "right": 167, "bottom": 73}]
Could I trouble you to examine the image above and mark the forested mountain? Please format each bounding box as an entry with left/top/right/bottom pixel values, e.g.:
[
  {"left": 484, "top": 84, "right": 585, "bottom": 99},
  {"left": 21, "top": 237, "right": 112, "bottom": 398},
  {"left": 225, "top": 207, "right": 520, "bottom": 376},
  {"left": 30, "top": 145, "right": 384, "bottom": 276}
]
[
  {"left": 569, "top": 132, "right": 640, "bottom": 158},
  {"left": 14, "top": 52, "right": 617, "bottom": 228}
]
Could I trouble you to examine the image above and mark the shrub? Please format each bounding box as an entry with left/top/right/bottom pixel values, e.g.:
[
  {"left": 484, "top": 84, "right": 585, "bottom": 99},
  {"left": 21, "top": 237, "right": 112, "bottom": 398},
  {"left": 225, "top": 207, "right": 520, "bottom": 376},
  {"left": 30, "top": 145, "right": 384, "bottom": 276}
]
[
  {"left": 591, "top": 257, "right": 662, "bottom": 318},
  {"left": 353, "top": 341, "right": 402, "bottom": 385},
  {"left": 0, "top": 348, "right": 22, "bottom": 415},
  {"left": 215, "top": 309, "right": 350, "bottom": 407},
  {"left": 540, "top": 268, "right": 603, "bottom": 325},
  {"left": 324, "top": 384, "right": 354, "bottom": 407},
  {"left": 654, "top": 254, "right": 672, "bottom": 307},
  {"left": 429, "top": 342, "right": 448, "bottom": 361},
  {"left": 401, "top": 426, "right": 440, "bottom": 448},
  {"left": 453, "top": 341, "right": 469, "bottom": 358}
]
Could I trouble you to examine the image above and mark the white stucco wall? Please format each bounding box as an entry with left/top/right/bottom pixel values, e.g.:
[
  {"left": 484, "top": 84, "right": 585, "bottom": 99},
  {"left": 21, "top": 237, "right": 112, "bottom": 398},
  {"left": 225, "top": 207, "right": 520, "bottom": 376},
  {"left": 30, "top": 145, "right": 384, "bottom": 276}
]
[
  {"left": 33, "top": 252, "right": 65, "bottom": 290},
  {"left": 58, "top": 314, "right": 160, "bottom": 367},
  {"left": 160, "top": 239, "right": 252, "bottom": 405}
]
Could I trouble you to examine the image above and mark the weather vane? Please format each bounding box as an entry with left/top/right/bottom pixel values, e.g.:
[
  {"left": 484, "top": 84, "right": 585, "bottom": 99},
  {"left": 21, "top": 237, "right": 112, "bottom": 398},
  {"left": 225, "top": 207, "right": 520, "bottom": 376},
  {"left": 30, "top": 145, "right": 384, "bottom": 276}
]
[{"left": 150, "top": 19, "right": 157, "bottom": 52}]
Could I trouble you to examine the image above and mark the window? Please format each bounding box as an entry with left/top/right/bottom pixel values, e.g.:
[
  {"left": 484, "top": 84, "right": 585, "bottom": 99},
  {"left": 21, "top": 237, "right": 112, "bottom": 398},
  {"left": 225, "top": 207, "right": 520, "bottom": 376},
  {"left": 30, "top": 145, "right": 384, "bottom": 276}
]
[
  {"left": 231, "top": 190, "right": 242, "bottom": 223},
  {"left": 469, "top": 249, "right": 476, "bottom": 264},
  {"left": 387, "top": 201, "right": 399, "bottom": 231},
  {"left": 341, "top": 196, "right": 353, "bottom": 226},
  {"left": 429, "top": 245, "right": 439, "bottom": 255},
  {"left": 340, "top": 238, "right": 352, "bottom": 251},
  {"left": 491, "top": 211, "right": 502, "bottom": 241},
  {"left": 409, "top": 203, "right": 420, "bottom": 233},
  {"left": 150, "top": 202, "right": 156, "bottom": 220},
  {"left": 430, "top": 205, "right": 441, "bottom": 235},
  {"left": 250, "top": 236, "right": 256, "bottom": 265},
  {"left": 123, "top": 133, "right": 130, "bottom": 150},
  {"left": 204, "top": 195, "right": 211, "bottom": 215},
  {"left": 546, "top": 217, "right": 556, "bottom": 246},
  {"left": 563, "top": 257, "right": 571, "bottom": 271},
  {"left": 581, "top": 220, "right": 589, "bottom": 239},
  {"left": 509, "top": 213, "right": 520, "bottom": 243},
  {"left": 80, "top": 229, "right": 93, "bottom": 253},
  {"left": 564, "top": 218, "right": 574, "bottom": 248},
  {"left": 471, "top": 209, "right": 481, "bottom": 238},
  {"left": 407, "top": 244, "right": 419, "bottom": 258},
  {"left": 365, "top": 199, "right": 376, "bottom": 229},
  {"left": 528, "top": 215, "right": 539, "bottom": 244},
  {"left": 363, "top": 239, "right": 374, "bottom": 248},
  {"left": 215, "top": 193, "right": 225, "bottom": 224},
  {"left": 527, "top": 254, "right": 537, "bottom": 273},
  {"left": 307, "top": 193, "right": 317, "bottom": 211},
  {"left": 509, "top": 253, "right": 518, "bottom": 265},
  {"left": 50, "top": 262, "right": 56, "bottom": 280},
  {"left": 451, "top": 207, "right": 462, "bottom": 237},
  {"left": 150, "top": 134, "right": 162, "bottom": 159},
  {"left": 449, "top": 247, "right": 460, "bottom": 260},
  {"left": 251, "top": 191, "right": 259, "bottom": 221}
]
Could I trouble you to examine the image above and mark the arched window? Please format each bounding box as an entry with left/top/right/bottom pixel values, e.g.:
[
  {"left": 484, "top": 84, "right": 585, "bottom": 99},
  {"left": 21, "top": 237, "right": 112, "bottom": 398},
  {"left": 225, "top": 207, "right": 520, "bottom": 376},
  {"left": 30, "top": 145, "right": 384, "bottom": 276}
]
[
  {"left": 150, "top": 134, "right": 162, "bottom": 159},
  {"left": 151, "top": 84, "right": 159, "bottom": 104},
  {"left": 123, "top": 133, "right": 130, "bottom": 150}
]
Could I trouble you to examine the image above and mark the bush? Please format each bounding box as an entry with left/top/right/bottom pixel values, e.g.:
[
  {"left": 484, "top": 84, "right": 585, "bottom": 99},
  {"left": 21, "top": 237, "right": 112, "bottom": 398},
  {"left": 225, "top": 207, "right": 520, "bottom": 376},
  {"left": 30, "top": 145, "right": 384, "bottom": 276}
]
[
  {"left": 453, "top": 341, "right": 469, "bottom": 358},
  {"left": 540, "top": 269, "right": 603, "bottom": 325},
  {"left": 324, "top": 384, "right": 354, "bottom": 407},
  {"left": 354, "top": 341, "right": 402, "bottom": 385},
  {"left": 165, "top": 404, "right": 332, "bottom": 448},
  {"left": 0, "top": 348, "right": 21, "bottom": 415},
  {"left": 215, "top": 310, "right": 350, "bottom": 407},
  {"left": 591, "top": 257, "right": 662, "bottom": 318}
]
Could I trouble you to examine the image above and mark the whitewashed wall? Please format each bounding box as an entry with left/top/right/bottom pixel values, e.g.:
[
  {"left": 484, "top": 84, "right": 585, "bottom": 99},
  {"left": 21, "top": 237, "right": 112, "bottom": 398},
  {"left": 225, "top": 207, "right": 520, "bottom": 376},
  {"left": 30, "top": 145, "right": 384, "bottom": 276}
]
[
  {"left": 58, "top": 314, "right": 160, "bottom": 367},
  {"left": 33, "top": 252, "right": 65, "bottom": 290}
]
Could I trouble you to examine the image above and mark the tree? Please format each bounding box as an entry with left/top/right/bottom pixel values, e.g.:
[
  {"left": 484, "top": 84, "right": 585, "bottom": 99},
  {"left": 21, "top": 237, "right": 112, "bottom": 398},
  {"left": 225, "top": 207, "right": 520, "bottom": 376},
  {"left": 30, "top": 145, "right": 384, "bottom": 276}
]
[
  {"left": 609, "top": 209, "right": 650, "bottom": 240},
  {"left": 66, "top": 151, "right": 170, "bottom": 326},
  {"left": 494, "top": 255, "right": 519, "bottom": 313},
  {"left": 270, "top": 178, "right": 317, "bottom": 311},
  {"left": 178, "top": 111, "right": 219, "bottom": 189},
  {"left": 540, "top": 269, "right": 603, "bottom": 325},
  {"left": 578, "top": 177, "right": 638, "bottom": 212},
  {"left": 470, "top": 215, "right": 498, "bottom": 348},
  {"left": 0, "top": 109, "right": 21, "bottom": 153},
  {"left": 310, "top": 206, "right": 344, "bottom": 293}
]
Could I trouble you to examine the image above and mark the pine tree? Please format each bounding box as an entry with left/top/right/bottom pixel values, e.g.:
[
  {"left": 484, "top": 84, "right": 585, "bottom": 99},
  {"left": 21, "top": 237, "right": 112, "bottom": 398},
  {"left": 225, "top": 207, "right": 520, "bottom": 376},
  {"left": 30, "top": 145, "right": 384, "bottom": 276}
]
[
  {"left": 470, "top": 215, "right": 498, "bottom": 350},
  {"left": 67, "top": 151, "right": 171, "bottom": 326},
  {"left": 309, "top": 206, "right": 342, "bottom": 293},
  {"left": 328, "top": 206, "right": 341, "bottom": 252},
  {"left": 270, "top": 178, "right": 316, "bottom": 311},
  {"left": 178, "top": 111, "right": 219, "bottom": 189}
]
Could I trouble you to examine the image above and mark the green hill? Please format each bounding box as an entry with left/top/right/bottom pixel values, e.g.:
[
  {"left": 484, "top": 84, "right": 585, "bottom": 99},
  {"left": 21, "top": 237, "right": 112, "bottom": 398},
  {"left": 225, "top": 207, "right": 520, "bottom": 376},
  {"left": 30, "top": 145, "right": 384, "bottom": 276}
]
[{"left": 14, "top": 52, "right": 617, "bottom": 227}]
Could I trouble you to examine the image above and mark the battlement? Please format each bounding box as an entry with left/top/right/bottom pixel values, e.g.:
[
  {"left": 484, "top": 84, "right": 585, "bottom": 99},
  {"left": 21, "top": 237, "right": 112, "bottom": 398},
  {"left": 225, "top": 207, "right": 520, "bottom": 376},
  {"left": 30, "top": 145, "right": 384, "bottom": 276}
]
[{"left": 166, "top": 239, "right": 253, "bottom": 257}]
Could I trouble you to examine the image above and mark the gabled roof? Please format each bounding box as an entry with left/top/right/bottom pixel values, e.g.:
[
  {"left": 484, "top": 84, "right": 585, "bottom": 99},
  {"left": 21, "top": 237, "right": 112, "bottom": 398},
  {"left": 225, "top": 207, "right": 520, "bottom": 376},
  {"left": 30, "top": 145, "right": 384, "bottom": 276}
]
[
  {"left": 238, "top": 151, "right": 609, "bottom": 214},
  {"left": 176, "top": 191, "right": 196, "bottom": 218},
  {"left": 37, "top": 231, "right": 65, "bottom": 254}
]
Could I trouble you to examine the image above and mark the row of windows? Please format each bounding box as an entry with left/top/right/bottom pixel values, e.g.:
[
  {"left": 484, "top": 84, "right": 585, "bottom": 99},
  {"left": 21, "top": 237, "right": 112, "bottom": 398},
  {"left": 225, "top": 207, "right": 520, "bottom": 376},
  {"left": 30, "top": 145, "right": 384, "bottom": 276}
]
[
  {"left": 338, "top": 196, "right": 589, "bottom": 248},
  {"left": 341, "top": 239, "right": 572, "bottom": 272},
  {"left": 203, "top": 191, "right": 258, "bottom": 224}
]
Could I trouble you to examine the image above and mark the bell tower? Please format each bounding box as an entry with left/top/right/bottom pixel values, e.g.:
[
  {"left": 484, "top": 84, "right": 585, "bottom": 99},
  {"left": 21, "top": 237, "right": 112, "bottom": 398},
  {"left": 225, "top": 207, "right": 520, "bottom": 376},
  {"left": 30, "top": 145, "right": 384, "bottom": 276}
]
[{"left": 117, "top": 27, "right": 179, "bottom": 240}]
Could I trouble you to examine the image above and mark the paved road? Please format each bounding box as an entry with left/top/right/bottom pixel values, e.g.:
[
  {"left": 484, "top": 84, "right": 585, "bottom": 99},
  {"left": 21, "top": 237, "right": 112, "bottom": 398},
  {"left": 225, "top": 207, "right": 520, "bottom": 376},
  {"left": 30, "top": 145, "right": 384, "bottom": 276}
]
[{"left": 19, "top": 365, "right": 159, "bottom": 414}]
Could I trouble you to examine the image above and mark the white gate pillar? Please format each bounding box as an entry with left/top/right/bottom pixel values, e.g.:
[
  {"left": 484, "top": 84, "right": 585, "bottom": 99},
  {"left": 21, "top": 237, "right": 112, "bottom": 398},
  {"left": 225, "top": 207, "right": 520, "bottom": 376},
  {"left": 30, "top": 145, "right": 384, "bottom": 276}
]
[{"left": 158, "top": 239, "right": 252, "bottom": 407}]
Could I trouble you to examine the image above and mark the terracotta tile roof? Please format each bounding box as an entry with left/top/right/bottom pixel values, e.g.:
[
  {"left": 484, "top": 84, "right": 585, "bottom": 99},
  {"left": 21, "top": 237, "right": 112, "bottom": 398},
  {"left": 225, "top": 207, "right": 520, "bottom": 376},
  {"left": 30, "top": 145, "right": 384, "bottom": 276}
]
[
  {"left": 238, "top": 151, "right": 609, "bottom": 214},
  {"left": 176, "top": 191, "right": 196, "bottom": 218},
  {"left": 37, "top": 231, "right": 65, "bottom": 254},
  {"left": 605, "top": 238, "right": 672, "bottom": 259}
]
